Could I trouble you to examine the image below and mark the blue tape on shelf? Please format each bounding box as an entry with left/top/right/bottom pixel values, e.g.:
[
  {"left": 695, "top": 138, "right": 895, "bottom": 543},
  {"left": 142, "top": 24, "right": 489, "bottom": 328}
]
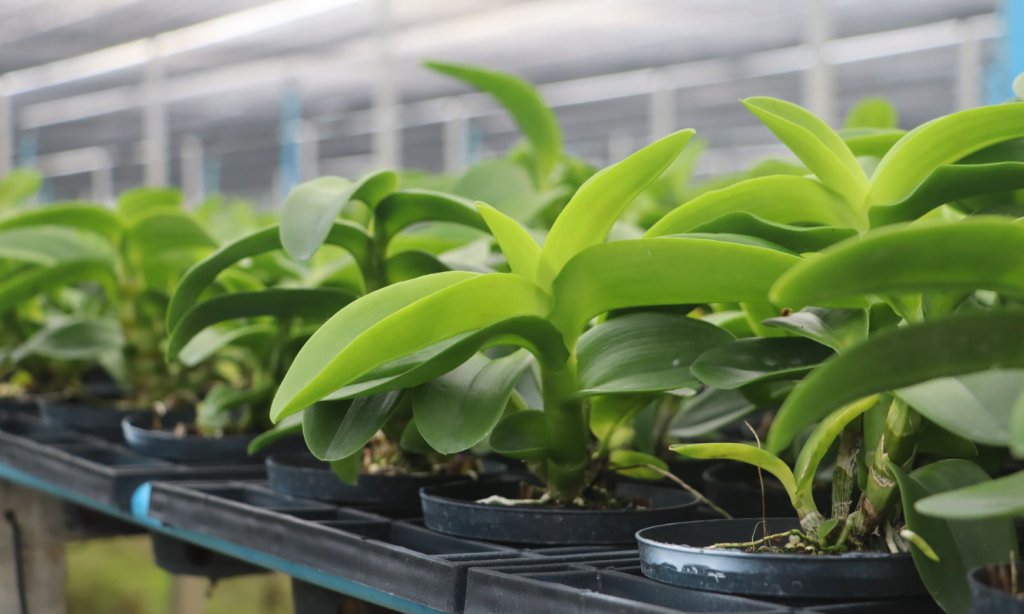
[{"left": 130, "top": 482, "right": 157, "bottom": 524}]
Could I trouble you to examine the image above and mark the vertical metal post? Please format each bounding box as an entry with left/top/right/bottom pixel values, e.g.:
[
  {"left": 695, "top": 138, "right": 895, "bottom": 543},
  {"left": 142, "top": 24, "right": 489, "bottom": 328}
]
[
  {"left": 203, "top": 154, "right": 221, "bottom": 196},
  {"left": 143, "top": 38, "right": 168, "bottom": 186},
  {"left": 443, "top": 97, "right": 467, "bottom": 174},
  {"left": 802, "top": 0, "right": 835, "bottom": 126},
  {"left": 648, "top": 69, "right": 675, "bottom": 140},
  {"left": 373, "top": 0, "right": 400, "bottom": 169},
  {"left": 0, "top": 482, "right": 67, "bottom": 614},
  {"left": 279, "top": 83, "right": 302, "bottom": 198},
  {"left": 91, "top": 149, "right": 114, "bottom": 205},
  {"left": 1007, "top": 0, "right": 1024, "bottom": 98},
  {"left": 0, "top": 77, "right": 11, "bottom": 177},
  {"left": 180, "top": 134, "right": 204, "bottom": 205},
  {"left": 299, "top": 120, "right": 319, "bottom": 181},
  {"left": 957, "top": 18, "right": 981, "bottom": 110}
]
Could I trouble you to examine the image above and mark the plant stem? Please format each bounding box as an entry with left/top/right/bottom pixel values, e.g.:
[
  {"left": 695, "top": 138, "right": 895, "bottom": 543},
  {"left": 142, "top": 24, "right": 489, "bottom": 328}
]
[
  {"left": 540, "top": 359, "right": 588, "bottom": 501},
  {"left": 853, "top": 398, "right": 921, "bottom": 536},
  {"left": 832, "top": 421, "right": 862, "bottom": 521}
]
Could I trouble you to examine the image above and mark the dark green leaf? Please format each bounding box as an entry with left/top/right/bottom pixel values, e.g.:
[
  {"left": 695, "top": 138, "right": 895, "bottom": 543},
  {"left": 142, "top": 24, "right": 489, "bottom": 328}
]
[
  {"left": 247, "top": 415, "right": 302, "bottom": 455},
  {"left": 609, "top": 450, "right": 668, "bottom": 480},
  {"left": 916, "top": 469, "right": 1024, "bottom": 519},
  {"left": 691, "top": 337, "right": 833, "bottom": 390},
  {"left": 302, "top": 392, "right": 404, "bottom": 461},
  {"left": 11, "top": 317, "right": 123, "bottom": 363},
  {"left": 375, "top": 189, "right": 485, "bottom": 239},
  {"left": 490, "top": 410, "right": 548, "bottom": 460},
  {"left": 385, "top": 250, "right": 448, "bottom": 284},
  {"left": 762, "top": 307, "right": 868, "bottom": 351},
  {"left": 689, "top": 213, "right": 857, "bottom": 253},
  {"left": 669, "top": 387, "right": 757, "bottom": 439}
]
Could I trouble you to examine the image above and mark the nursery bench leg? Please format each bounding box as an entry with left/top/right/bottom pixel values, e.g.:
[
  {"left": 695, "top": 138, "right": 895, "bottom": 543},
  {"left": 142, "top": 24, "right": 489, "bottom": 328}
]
[{"left": 0, "top": 481, "right": 67, "bottom": 614}]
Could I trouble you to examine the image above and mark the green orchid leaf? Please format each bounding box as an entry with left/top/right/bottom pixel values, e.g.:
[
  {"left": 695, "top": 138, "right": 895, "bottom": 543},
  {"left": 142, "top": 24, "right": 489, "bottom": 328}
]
[
  {"left": 895, "top": 369, "right": 1024, "bottom": 448},
  {"left": 375, "top": 189, "right": 485, "bottom": 239},
  {"left": 538, "top": 129, "right": 695, "bottom": 287},
  {"left": 792, "top": 395, "right": 879, "bottom": 501},
  {"left": 385, "top": 250, "right": 448, "bottom": 284},
  {"left": 426, "top": 61, "right": 562, "bottom": 187},
  {"left": 762, "top": 307, "right": 868, "bottom": 352},
  {"left": 490, "top": 410, "right": 548, "bottom": 460},
  {"left": 452, "top": 159, "right": 542, "bottom": 222},
  {"left": 116, "top": 187, "right": 182, "bottom": 223},
  {"left": 869, "top": 162, "right": 1024, "bottom": 226},
  {"left": 0, "top": 226, "right": 115, "bottom": 265},
  {"left": 609, "top": 450, "right": 668, "bottom": 480},
  {"left": 840, "top": 128, "right": 906, "bottom": 158},
  {"left": 412, "top": 350, "right": 532, "bottom": 453},
  {"left": 916, "top": 470, "right": 1024, "bottom": 519},
  {"left": 0, "top": 260, "right": 117, "bottom": 314},
  {"left": 0, "top": 169, "right": 42, "bottom": 206},
  {"left": 691, "top": 337, "right": 833, "bottom": 390},
  {"left": 196, "top": 383, "right": 269, "bottom": 434},
  {"left": 247, "top": 414, "right": 303, "bottom": 455},
  {"left": 11, "top": 317, "right": 123, "bottom": 363},
  {"left": 126, "top": 210, "right": 217, "bottom": 253},
  {"left": 329, "top": 451, "right": 363, "bottom": 485},
  {"left": 167, "top": 222, "right": 370, "bottom": 331},
  {"left": 477, "top": 203, "right": 541, "bottom": 280},
  {"left": 589, "top": 395, "right": 648, "bottom": 445},
  {"left": 398, "top": 418, "right": 436, "bottom": 455},
  {"left": 892, "top": 459, "right": 1018, "bottom": 614},
  {"left": 688, "top": 212, "right": 857, "bottom": 253},
  {"left": 670, "top": 442, "right": 799, "bottom": 507},
  {"left": 843, "top": 97, "right": 898, "bottom": 129},
  {"left": 549, "top": 237, "right": 799, "bottom": 345},
  {"left": 271, "top": 272, "right": 552, "bottom": 421},
  {"left": 176, "top": 323, "right": 275, "bottom": 368},
  {"left": 576, "top": 313, "right": 733, "bottom": 396},
  {"left": 742, "top": 97, "right": 868, "bottom": 205},
  {"left": 647, "top": 175, "right": 862, "bottom": 238},
  {"left": 915, "top": 420, "right": 978, "bottom": 458},
  {"left": 166, "top": 288, "right": 356, "bottom": 360},
  {"left": 1012, "top": 392, "right": 1024, "bottom": 458},
  {"left": 701, "top": 310, "right": 755, "bottom": 338},
  {"left": 302, "top": 392, "right": 404, "bottom": 461},
  {"left": 280, "top": 171, "right": 397, "bottom": 261},
  {"left": 766, "top": 310, "right": 1024, "bottom": 453},
  {"left": 0, "top": 202, "right": 122, "bottom": 244},
  {"left": 668, "top": 387, "right": 758, "bottom": 439},
  {"left": 771, "top": 219, "right": 1024, "bottom": 309},
  {"left": 869, "top": 102, "right": 1024, "bottom": 206}
]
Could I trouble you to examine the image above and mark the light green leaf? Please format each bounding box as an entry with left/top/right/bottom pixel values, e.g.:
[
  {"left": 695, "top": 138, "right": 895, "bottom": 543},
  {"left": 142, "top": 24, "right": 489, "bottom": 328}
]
[
  {"left": 0, "top": 169, "right": 42, "bottom": 206},
  {"left": 609, "top": 450, "right": 668, "bottom": 480},
  {"left": 0, "top": 226, "right": 114, "bottom": 265},
  {"left": 329, "top": 451, "right": 363, "bottom": 485},
  {"left": 538, "top": 130, "right": 695, "bottom": 287},
  {"left": 670, "top": 442, "right": 799, "bottom": 507},
  {"left": 576, "top": 313, "right": 733, "bottom": 396},
  {"left": 691, "top": 337, "right": 834, "bottom": 390},
  {"left": 841, "top": 128, "right": 906, "bottom": 158},
  {"left": 688, "top": 213, "right": 857, "bottom": 253},
  {"left": 477, "top": 203, "right": 541, "bottom": 280},
  {"left": 843, "top": 97, "right": 898, "bottom": 129},
  {"left": 0, "top": 260, "right": 117, "bottom": 314},
  {"left": 771, "top": 219, "right": 1024, "bottom": 309},
  {"left": 589, "top": 395, "right": 648, "bottom": 444},
  {"left": 302, "top": 392, "right": 404, "bottom": 461},
  {"left": 742, "top": 97, "right": 868, "bottom": 205},
  {"left": 126, "top": 210, "right": 217, "bottom": 253},
  {"left": 549, "top": 237, "right": 799, "bottom": 345},
  {"left": 766, "top": 311, "right": 1024, "bottom": 453},
  {"left": 427, "top": 61, "right": 562, "bottom": 187},
  {"left": 177, "top": 323, "right": 275, "bottom": 368},
  {"left": 762, "top": 307, "right": 868, "bottom": 352},
  {"left": 271, "top": 272, "right": 552, "bottom": 421},
  {"left": 916, "top": 469, "right": 1024, "bottom": 519},
  {"left": 1013, "top": 392, "right": 1024, "bottom": 458},
  {"left": 412, "top": 350, "right": 532, "bottom": 453},
  {"left": 11, "top": 317, "right": 123, "bottom": 363},
  {"left": 247, "top": 414, "right": 303, "bottom": 455},
  {"left": 280, "top": 171, "right": 397, "bottom": 261},
  {"left": 490, "top": 410, "right": 548, "bottom": 460},
  {"left": 892, "top": 460, "right": 1018, "bottom": 614},
  {"left": 384, "top": 250, "right": 448, "bottom": 284},
  {"left": 375, "top": 189, "right": 485, "bottom": 239},
  {"left": 647, "top": 175, "right": 863, "bottom": 237},
  {"left": 117, "top": 187, "right": 181, "bottom": 223},
  {"left": 452, "top": 159, "right": 540, "bottom": 222},
  {"left": 0, "top": 203, "right": 122, "bottom": 244},
  {"left": 792, "top": 395, "right": 879, "bottom": 502},
  {"left": 869, "top": 103, "right": 1024, "bottom": 206}
]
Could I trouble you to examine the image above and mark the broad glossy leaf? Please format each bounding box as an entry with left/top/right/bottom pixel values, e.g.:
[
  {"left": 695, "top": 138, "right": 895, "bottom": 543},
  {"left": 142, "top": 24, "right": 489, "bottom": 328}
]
[
  {"left": 892, "top": 460, "right": 1018, "bottom": 614},
  {"left": 701, "top": 310, "right": 754, "bottom": 338},
  {"left": 538, "top": 129, "right": 695, "bottom": 287},
  {"left": 771, "top": 219, "right": 1024, "bottom": 309},
  {"left": 0, "top": 260, "right": 117, "bottom": 314},
  {"left": 548, "top": 237, "right": 799, "bottom": 344},
  {"left": 280, "top": 171, "right": 396, "bottom": 261},
  {"left": 762, "top": 307, "right": 868, "bottom": 351},
  {"left": 375, "top": 189, "right": 485, "bottom": 239},
  {"left": 117, "top": 187, "right": 181, "bottom": 223},
  {"left": 895, "top": 370, "right": 1024, "bottom": 447},
  {"left": 842, "top": 97, "right": 898, "bottom": 129},
  {"left": 743, "top": 97, "right": 868, "bottom": 205},
  {"left": 176, "top": 323, "right": 275, "bottom": 367},
  {"left": 385, "top": 250, "right": 448, "bottom": 284},
  {"left": 271, "top": 272, "right": 552, "bottom": 421},
  {"left": 247, "top": 414, "right": 303, "bottom": 455},
  {"left": 689, "top": 212, "right": 857, "bottom": 253},
  {"left": 398, "top": 418, "right": 436, "bottom": 455},
  {"left": 869, "top": 162, "right": 1024, "bottom": 226},
  {"left": 576, "top": 313, "right": 733, "bottom": 396},
  {"left": 0, "top": 203, "right": 122, "bottom": 244},
  {"left": 452, "top": 159, "right": 541, "bottom": 222},
  {"left": 490, "top": 410, "right": 548, "bottom": 460},
  {"left": 126, "top": 210, "right": 217, "bottom": 252},
  {"left": 869, "top": 103, "right": 1024, "bottom": 206},
  {"left": 766, "top": 310, "right": 1024, "bottom": 453},
  {"left": 646, "top": 175, "right": 862, "bottom": 237},
  {"left": 916, "top": 470, "right": 1024, "bottom": 519},
  {"left": 670, "top": 442, "right": 799, "bottom": 505},
  {"left": 477, "top": 203, "right": 541, "bottom": 280},
  {"left": 302, "top": 392, "right": 404, "bottom": 461},
  {"left": 609, "top": 450, "right": 668, "bottom": 480},
  {"left": 691, "top": 337, "right": 833, "bottom": 390},
  {"left": 668, "top": 387, "right": 757, "bottom": 439},
  {"left": 11, "top": 317, "right": 123, "bottom": 363},
  {"left": 166, "top": 288, "right": 355, "bottom": 360},
  {"left": 330, "top": 452, "right": 363, "bottom": 485},
  {"left": 412, "top": 350, "right": 532, "bottom": 453},
  {"left": 427, "top": 61, "right": 562, "bottom": 187},
  {"left": 792, "top": 395, "right": 878, "bottom": 501},
  {"left": 167, "top": 222, "right": 370, "bottom": 330}
]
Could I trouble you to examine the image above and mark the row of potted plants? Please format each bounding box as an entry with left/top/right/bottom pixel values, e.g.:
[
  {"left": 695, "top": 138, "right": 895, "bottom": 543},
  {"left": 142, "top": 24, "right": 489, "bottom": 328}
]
[{"left": 1, "top": 61, "right": 1022, "bottom": 613}]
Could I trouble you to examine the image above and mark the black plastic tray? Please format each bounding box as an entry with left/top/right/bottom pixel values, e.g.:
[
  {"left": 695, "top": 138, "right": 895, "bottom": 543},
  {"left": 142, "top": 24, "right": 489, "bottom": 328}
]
[
  {"left": 0, "top": 414, "right": 265, "bottom": 509},
  {"left": 146, "top": 480, "right": 642, "bottom": 612}
]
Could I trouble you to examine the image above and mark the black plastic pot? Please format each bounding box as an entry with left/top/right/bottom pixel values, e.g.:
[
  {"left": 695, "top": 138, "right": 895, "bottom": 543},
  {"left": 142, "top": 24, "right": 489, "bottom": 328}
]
[
  {"left": 703, "top": 462, "right": 831, "bottom": 518},
  {"left": 121, "top": 409, "right": 259, "bottom": 463},
  {"left": 636, "top": 518, "right": 926, "bottom": 600},
  {"left": 970, "top": 564, "right": 1024, "bottom": 614},
  {"left": 38, "top": 398, "right": 135, "bottom": 441},
  {"left": 266, "top": 452, "right": 503, "bottom": 513},
  {"left": 151, "top": 533, "right": 265, "bottom": 579},
  {"left": 0, "top": 395, "right": 38, "bottom": 416},
  {"left": 421, "top": 479, "right": 698, "bottom": 546}
]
